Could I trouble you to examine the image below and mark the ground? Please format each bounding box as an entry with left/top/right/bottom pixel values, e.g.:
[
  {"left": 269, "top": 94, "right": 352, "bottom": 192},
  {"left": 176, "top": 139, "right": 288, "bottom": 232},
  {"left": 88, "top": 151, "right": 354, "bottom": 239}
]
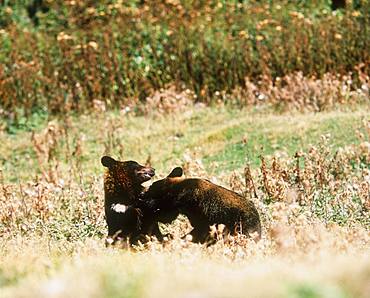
[{"left": 0, "top": 105, "right": 369, "bottom": 298}]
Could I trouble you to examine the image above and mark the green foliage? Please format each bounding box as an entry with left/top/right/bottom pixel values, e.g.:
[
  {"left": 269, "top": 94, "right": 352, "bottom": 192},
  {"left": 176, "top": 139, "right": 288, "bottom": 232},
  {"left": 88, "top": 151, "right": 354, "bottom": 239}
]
[
  {"left": 0, "top": 1, "right": 369, "bottom": 119},
  {"left": 4, "top": 108, "right": 48, "bottom": 134}
]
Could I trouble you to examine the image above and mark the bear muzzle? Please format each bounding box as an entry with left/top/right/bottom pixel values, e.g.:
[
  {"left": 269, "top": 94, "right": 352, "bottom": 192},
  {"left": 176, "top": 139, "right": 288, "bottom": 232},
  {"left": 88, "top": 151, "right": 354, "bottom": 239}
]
[{"left": 136, "top": 167, "right": 155, "bottom": 181}]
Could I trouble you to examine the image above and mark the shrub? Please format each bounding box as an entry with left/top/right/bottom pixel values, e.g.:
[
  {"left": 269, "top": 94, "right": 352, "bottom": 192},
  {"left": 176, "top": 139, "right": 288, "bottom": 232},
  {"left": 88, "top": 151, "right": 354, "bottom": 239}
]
[{"left": 0, "top": 1, "right": 369, "bottom": 119}]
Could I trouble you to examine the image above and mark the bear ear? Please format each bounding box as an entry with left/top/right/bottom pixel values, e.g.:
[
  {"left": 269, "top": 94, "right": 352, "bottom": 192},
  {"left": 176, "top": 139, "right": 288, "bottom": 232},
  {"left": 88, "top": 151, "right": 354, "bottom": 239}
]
[
  {"left": 101, "top": 156, "right": 117, "bottom": 168},
  {"left": 167, "top": 167, "right": 183, "bottom": 178}
]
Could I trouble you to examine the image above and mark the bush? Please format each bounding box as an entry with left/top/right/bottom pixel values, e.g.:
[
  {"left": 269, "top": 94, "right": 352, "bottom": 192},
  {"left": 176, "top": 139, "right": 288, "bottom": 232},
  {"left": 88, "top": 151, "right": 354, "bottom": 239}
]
[{"left": 0, "top": 0, "right": 369, "bottom": 119}]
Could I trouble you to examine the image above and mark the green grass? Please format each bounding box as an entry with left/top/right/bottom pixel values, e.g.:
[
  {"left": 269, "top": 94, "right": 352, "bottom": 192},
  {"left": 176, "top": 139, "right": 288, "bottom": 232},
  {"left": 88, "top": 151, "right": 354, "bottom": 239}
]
[
  {"left": 1, "top": 106, "right": 367, "bottom": 183},
  {"left": 203, "top": 110, "right": 367, "bottom": 173}
]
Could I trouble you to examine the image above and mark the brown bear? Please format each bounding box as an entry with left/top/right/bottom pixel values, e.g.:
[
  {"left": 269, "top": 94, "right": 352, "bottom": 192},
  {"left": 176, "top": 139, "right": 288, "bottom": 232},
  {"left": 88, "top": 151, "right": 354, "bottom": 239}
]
[
  {"left": 101, "top": 156, "right": 163, "bottom": 244},
  {"left": 144, "top": 167, "right": 262, "bottom": 243}
]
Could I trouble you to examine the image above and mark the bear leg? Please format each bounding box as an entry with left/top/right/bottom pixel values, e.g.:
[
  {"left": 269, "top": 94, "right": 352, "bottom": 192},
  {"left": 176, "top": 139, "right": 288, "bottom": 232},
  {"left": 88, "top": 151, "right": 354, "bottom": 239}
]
[{"left": 187, "top": 223, "right": 210, "bottom": 243}]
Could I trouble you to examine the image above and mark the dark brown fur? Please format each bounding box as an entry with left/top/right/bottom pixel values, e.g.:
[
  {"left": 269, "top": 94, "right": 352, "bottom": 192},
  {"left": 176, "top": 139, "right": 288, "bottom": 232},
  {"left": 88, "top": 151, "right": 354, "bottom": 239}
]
[
  {"left": 144, "top": 167, "right": 261, "bottom": 243},
  {"left": 101, "top": 156, "right": 162, "bottom": 243}
]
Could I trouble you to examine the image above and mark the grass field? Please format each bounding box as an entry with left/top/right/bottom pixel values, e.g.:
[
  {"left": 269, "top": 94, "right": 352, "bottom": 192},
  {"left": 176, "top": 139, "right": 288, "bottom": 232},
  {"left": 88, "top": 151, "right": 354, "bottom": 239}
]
[
  {"left": 0, "top": 105, "right": 369, "bottom": 298},
  {"left": 1, "top": 2, "right": 369, "bottom": 297}
]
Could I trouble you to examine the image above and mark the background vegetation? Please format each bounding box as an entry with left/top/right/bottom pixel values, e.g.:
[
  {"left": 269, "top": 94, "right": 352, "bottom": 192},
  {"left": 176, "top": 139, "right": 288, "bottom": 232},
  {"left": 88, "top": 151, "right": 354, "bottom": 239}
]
[
  {"left": 0, "top": 1, "right": 369, "bottom": 297},
  {"left": 0, "top": 0, "right": 369, "bottom": 120}
]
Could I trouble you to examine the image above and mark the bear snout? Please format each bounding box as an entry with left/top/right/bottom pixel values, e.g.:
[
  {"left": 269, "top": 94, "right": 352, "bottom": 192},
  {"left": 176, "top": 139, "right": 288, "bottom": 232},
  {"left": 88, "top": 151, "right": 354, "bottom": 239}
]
[{"left": 136, "top": 167, "right": 155, "bottom": 181}]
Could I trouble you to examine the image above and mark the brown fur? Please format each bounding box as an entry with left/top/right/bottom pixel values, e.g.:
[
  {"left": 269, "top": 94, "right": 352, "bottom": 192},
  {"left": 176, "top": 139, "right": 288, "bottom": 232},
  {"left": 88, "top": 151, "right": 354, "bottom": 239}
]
[
  {"left": 101, "top": 156, "right": 162, "bottom": 243},
  {"left": 144, "top": 167, "right": 261, "bottom": 243}
]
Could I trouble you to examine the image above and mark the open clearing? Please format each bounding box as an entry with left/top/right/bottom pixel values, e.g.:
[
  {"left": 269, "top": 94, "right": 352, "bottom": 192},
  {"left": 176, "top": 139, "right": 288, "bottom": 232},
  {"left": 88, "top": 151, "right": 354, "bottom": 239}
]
[{"left": 1, "top": 106, "right": 369, "bottom": 298}]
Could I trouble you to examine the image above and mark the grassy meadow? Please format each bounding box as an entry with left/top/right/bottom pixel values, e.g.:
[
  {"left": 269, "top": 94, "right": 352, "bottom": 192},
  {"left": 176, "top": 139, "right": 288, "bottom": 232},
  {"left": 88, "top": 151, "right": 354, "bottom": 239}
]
[
  {"left": 1, "top": 105, "right": 369, "bottom": 297},
  {"left": 0, "top": 1, "right": 370, "bottom": 297}
]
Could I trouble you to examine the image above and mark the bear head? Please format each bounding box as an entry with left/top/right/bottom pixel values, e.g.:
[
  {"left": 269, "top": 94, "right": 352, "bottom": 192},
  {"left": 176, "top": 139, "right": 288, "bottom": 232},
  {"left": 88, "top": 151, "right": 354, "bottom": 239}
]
[
  {"left": 101, "top": 156, "right": 155, "bottom": 184},
  {"left": 101, "top": 156, "right": 155, "bottom": 204},
  {"left": 144, "top": 166, "right": 184, "bottom": 209}
]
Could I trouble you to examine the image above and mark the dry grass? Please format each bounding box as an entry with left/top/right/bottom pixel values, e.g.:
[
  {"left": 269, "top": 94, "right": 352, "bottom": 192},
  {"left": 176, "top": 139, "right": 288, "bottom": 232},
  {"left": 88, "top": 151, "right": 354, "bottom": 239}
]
[
  {"left": 1, "top": 237, "right": 369, "bottom": 298},
  {"left": 0, "top": 106, "right": 369, "bottom": 297}
]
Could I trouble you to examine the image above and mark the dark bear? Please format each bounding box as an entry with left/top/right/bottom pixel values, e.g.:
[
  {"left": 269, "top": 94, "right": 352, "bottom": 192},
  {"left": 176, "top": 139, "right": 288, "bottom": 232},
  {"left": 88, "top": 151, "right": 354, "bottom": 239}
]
[
  {"left": 144, "top": 167, "right": 262, "bottom": 243},
  {"left": 101, "top": 156, "right": 162, "bottom": 244}
]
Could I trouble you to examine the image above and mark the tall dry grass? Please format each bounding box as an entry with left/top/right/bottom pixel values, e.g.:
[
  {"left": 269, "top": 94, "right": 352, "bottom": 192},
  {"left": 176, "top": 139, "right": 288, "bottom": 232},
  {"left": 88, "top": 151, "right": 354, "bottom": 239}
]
[
  {"left": 0, "top": 107, "right": 369, "bottom": 297},
  {"left": 1, "top": 113, "right": 368, "bottom": 242}
]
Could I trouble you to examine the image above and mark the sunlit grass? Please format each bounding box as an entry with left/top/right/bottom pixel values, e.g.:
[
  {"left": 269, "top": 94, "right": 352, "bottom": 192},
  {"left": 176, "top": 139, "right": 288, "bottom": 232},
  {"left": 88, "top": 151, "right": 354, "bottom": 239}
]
[
  {"left": 1, "top": 107, "right": 368, "bottom": 182},
  {"left": 0, "top": 106, "right": 369, "bottom": 297},
  {"left": 1, "top": 236, "right": 369, "bottom": 298}
]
